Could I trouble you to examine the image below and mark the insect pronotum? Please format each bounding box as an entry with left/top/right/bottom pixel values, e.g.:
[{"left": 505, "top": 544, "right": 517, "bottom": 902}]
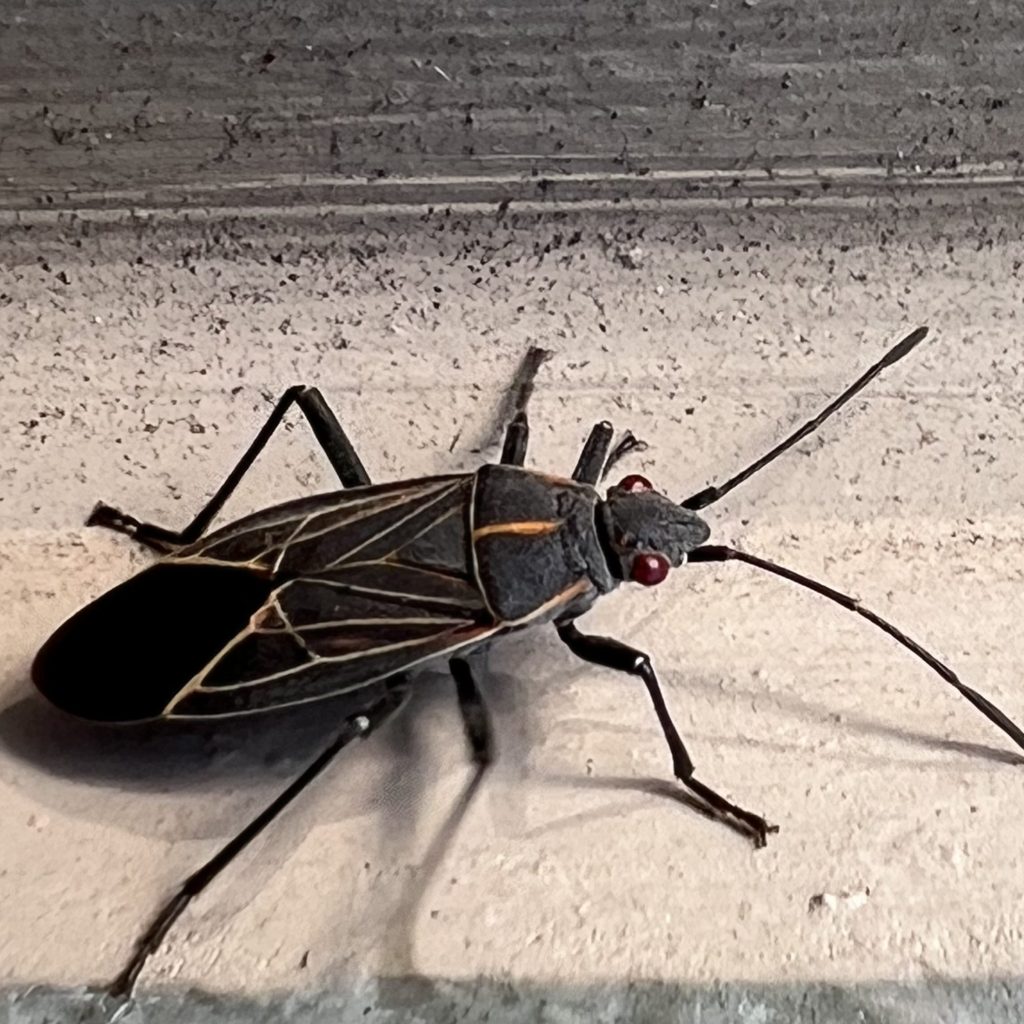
[{"left": 32, "top": 328, "right": 1024, "bottom": 999}]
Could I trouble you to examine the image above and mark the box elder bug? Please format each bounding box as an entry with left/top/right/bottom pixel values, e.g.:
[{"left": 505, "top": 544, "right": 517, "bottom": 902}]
[{"left": 31, "top": 328, "right": 1024, "bottom": 998}]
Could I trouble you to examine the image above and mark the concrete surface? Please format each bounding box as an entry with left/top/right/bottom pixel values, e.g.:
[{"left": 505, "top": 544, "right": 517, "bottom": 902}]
[
  {"left": 3, "top": 0, "right": 1024, "bottom": 1020},
  {"left": 2, "top": 0, "right": 1024, "bottom": 213},
  {"left": 3, "top": 192, "right": 1024, "bottom": 1021}
]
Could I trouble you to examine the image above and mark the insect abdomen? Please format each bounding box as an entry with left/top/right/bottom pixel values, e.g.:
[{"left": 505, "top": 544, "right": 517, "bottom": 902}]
[{"left": 32, "top": 563, "right": 277, "bottom": 723}]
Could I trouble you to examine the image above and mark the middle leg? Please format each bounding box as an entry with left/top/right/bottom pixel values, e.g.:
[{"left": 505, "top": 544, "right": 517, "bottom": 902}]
[
  {"left": 449, "top": 655, "right": 496, "bottom": 769},
  {"left": 499, "top": 346, "right": 552, "bottom": 467},
  {"left": 572, "top": 421, "right": 614, "bottom": 483}
]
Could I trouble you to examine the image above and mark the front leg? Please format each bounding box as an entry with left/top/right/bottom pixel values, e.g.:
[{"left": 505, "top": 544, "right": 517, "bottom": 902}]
[
  {"left": 602, "top": 430, "right": 649, "bottom": 478},
  {"left": 555, "top": 620, "right": 778, "bottom": 847},
  {"left": 571, "top": 422, "right": 648, "bottom": 484}
]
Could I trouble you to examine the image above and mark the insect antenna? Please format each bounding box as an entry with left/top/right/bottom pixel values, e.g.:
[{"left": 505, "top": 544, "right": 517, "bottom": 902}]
[
  {"left": 689, "top": 544, "right": 1024, "bottom": 753},
  {"left": 682, "top": 326, "right": 929, "bottom": 511}
]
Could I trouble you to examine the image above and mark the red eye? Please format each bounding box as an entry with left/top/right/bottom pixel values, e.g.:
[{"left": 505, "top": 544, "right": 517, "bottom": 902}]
[
  {"left": 618, "top": 474, "right": 653, "bottom": 493},
  {"left": 631, "top": 552, "right": 670, "bottom": 586}
]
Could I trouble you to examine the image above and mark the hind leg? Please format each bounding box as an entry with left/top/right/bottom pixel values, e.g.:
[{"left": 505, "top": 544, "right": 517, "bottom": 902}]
[{"left": 89, "top": 386, "right": 370, "bottom": 552}]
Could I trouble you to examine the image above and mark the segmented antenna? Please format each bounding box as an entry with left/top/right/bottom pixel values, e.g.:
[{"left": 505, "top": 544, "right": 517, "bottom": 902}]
[
  {"left": 689, "top": 544, "right": 1024, "bottom": 753},
  {"left": 682, "top": 327, "right": 929, "bottom": 511}
]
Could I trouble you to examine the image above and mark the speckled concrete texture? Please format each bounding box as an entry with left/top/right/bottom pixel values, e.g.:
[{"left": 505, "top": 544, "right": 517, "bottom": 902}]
[
  {"left": 2, "top": 0, "right": 1024, "bottom": 212},
  {"left": 2, "top": 194, "right": 1024, "bottom": 1020},
  {"left": 3, "top": 0, "right": 1024, "bottom": 1019}
]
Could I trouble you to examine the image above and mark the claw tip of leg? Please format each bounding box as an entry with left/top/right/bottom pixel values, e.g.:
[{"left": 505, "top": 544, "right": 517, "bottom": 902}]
[{"left": 85, "top": 502, "right": 112, "bottom": 527}]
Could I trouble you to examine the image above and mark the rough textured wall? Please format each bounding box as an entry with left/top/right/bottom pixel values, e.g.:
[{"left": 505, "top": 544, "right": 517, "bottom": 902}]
[
  {"left": 2, "top": 1, "right": 1023, "bottom": 1021},
  {"left": 2, "top": 0, "right": 1023, "bottom": 210},
  {"left": 3, "top": 197, "right": 1024, "bottom": 1019}
]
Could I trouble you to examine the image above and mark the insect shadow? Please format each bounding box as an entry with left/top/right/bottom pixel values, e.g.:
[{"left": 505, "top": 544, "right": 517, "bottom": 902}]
[
  {"left": 0, "top": 651, "right": 547, "bottom": 981},
  {"left": 0, "top": 671, "right": 486, "bottom": 843}
]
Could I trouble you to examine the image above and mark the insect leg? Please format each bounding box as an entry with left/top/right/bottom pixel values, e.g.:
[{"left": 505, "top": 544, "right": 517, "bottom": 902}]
[
  {"left": 88, "top": 385, "right": 370, "bottom": 551},
  {"left": 106, "top": 685, "right": 408, "bottom": 1000},
  {"left": 379, "top": 663, "right": 493, "bottom": 975},
  {"left": 449, "top": 656, "right": 495, "bottom": 767},
  {"left": 601, "top": 430, "right": 650, "bottom": 478},
  {"left": 574, "top": 424, "right": 649, "bottom": 482},
  {"left": 555, "top": 621, "right": 778, "bottom": 847},
  {"left": 572, "top": 421, "right": 614, "bottom": 483},
  {"left": 500, "top": 411, "right": 530, "bottom": 466},
  {"left": 499, "top": 346, "right": 551, "bottom": 466}
]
